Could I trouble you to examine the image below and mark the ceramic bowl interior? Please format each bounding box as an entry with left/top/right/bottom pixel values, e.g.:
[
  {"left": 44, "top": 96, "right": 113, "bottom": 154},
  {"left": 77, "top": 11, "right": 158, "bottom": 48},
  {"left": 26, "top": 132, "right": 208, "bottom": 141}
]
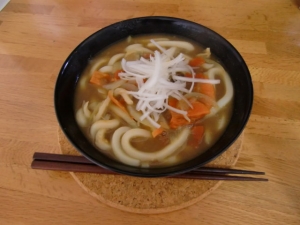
[{"left": 54, "top": 16, "right": 253, "bottom": 177}]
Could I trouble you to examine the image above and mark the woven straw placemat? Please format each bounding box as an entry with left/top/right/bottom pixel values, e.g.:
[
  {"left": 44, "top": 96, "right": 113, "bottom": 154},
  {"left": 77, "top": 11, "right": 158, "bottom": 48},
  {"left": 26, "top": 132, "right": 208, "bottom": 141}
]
[{"left": 58, "top": 128, "right": 243, "bottom": 214}]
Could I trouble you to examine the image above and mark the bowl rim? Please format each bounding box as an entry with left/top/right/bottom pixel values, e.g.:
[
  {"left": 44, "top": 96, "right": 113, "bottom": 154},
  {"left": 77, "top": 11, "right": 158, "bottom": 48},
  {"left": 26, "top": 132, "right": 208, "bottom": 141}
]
[{"left": 54, "top": 16, "right": 253, "bottom": 177}]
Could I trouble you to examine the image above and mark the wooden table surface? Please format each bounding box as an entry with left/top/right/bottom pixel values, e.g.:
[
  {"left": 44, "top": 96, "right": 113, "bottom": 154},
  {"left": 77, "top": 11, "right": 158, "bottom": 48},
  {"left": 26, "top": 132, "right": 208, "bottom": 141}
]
[{"left": 1, "top": 0, "right": 300, "bottom": 224}]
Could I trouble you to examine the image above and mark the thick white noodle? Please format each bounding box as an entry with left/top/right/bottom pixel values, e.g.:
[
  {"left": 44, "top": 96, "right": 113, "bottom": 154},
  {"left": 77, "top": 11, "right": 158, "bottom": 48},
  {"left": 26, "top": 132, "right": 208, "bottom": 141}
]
[
  {"left": 204, "top": 129, "right": 212, "bottom": 145},
  {"left": 97, "top": 88, "right": 107, "bottom": 95},
  {"left": 102, "top": 79, "right": 126, "bottom": 90},
  {"left": 95, "top": 129, "right": 111, "bottom": 151},
  {"left": 206, "top": 68, "right": 233, "bottom": 110},
  {"left": 90, "top": 119, "right": 120, "bottom": 139},
  {"left": 217, "top": 115, "right": 226, "bottom": 130},
  {"left": 108, "top": 53, "right": 125, "bottom": 66},
  {"left": 120, "top": 82, "right": 138, "bottom": 91},
  {"left": 147, "top": 41, "right": 195, "bottom": 51},
  {"left": 125, "top": 44, "right": 142, "bottom": 51},
  {"left": 99, "top": 65, "right": 113, "bottom": 73},
  {"left": 163, "top": 155, "right": 179, "bottom": 165},
  {"left": 83, "top": 101, "right": 91, "bottom": 118},
  {"left": 79, "top": 76, "right": 89, "bottom": 89},
  {"left": 89, "top": 102, "right": 99, "bottom": 111},
  {"left": 165, "top": 47, "right": 177, "bottom": 58},
  {"left": 126, "top": 47, "right": 153, "bottom": 54},
  {"left": 126, "top": 105, "right": 156, "bottom": 130},
  {"left": 202, "top": 63, "right": 214, "bottom": 70},
  {"left": 114, "top": 88, "right": 133, "bottom": 105},
  {"left": 93, "top": 96, "right": 110, "bottom": 122},
  {"left": 76, "top": 108, "right": 88, "bottom": 127},
  {"left": 121, "top": 127, "right": 190, "bottom": 161},
  {"left": 90, "top": 58, "right": 107, "bottom": 74},
  {"left": 111, "top": 126, "right": 140, "bottom": 166},
  {"left": 108, "top": 104, "right": 138, "bottom": 128},
  {"left": 197, "top": 48, "right": 211, "bottom": 58}
]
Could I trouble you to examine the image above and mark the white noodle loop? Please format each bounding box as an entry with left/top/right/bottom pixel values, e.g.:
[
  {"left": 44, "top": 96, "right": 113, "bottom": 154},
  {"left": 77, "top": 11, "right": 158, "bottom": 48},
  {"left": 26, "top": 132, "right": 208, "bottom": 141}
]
[
  {"left": 95, "top": 129, "right": 111, "bottom": 151},
  {"left": 108, "top": 53, "right": 125, "bottom": 66},
  {"left": 114, "top": 88, "right": 133, "bottom": 105},
  {"left": 206, "top": 68, "right": 233, "bottom": 112},
  {"left": 111, "top": 126, "right": 140, "bottom": 166},
  {"left": 121, "top": 127, "right": 190, "bottom": 161},
  {"left": 93, "top": 96, "right": 110, "bottom": 122},
  {"left": 99, "top": 65, "right": 113, "bottom": 73},
  {"left": 147, "top": 41, "right": 195, "bottom": 51},
  {"left": 90, "top": 119, "right": 120, "bottom": 139}
]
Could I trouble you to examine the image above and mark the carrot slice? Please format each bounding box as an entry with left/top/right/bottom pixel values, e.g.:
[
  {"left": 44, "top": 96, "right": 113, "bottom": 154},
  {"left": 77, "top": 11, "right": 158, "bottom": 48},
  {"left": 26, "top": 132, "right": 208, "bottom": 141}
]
[
  {"left": 169, "top": 115, "right": 189, "bottom": 129},
  {"left": 188, "top": 101, "right": 210, "bottom": 119},
  {"left": 168, "top": 98, "right": 178, "bottom": 108},
  {"left": 89, "top": 71, "right": 111, "bottom": 86},
  {"left": 193, "top": 74, "right": 215, "bottom": 100},
  {"left": 189, "top": 57, "right": 205, "bottom": 67},
  {"left": 169, "top": 100, "right": 210, "bottom": 129},
  {"left": 188, "top": 125, "right": 204, "bottom": 148},
  {"left": 185, "top": 73, "right": 215, "bottom": 108},
  {"left": 152, "top": 127, "right": 164, "bottom": 138},
  {"left": 108, "top": 90, "right": 128, "bottom": 114}
]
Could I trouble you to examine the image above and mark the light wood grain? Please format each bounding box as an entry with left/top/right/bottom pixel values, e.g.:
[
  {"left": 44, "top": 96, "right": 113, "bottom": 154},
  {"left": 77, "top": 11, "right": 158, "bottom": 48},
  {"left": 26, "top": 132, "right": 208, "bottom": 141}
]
[{"left": 0, "top": 0, "right": 300, "bottom": 224}]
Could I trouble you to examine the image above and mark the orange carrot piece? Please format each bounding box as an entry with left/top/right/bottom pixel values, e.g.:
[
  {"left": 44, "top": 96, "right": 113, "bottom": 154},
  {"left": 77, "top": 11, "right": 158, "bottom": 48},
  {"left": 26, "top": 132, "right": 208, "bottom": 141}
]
[
  {"left": 188, "top": 125, "right": 205, "bottom": 148},
  {"left": 89, "top": 71, "right": 111, "bottom": 86},
  {"left": 185, "top": 73, "right": 192, "bottom": 78},
  {"left": 152, "top": 127, "right": 164, "bottom": 138},
  {"left": 185, "top": 73, "right": 215, "bottom": 108},
  {"left": 187, "top": 101, "right": 210, "bottom": 119},
  {"left": 169, "top": 99, "right": 210, "bottom": 129},
  {"left": 169, "top": 115, "right": 189, "bottom": 129},
  {"left": 168, "top": 98, "right": 178, "bottom": 108},
  {"left": 108, "top": 90, "right": 128, "bottom": 114},
  {"left": 189, "top": 57, "right": 205, "bottom": 67},
  {"left": 193, "top": 74, "right": 215, "bottom": 100}
]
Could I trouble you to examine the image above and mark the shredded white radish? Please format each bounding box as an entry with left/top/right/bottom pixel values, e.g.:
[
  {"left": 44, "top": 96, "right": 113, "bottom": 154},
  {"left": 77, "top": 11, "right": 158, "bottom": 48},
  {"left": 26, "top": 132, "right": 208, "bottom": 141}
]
[{"left": 119, "top": 40, "right": 220, "bottom": 128}]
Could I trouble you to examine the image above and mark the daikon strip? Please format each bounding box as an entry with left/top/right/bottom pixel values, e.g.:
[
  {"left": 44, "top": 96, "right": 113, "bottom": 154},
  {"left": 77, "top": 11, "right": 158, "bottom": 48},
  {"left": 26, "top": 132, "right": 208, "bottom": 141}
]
[
  {"left": 119, "top": 40, "right": 220, "bottom": 128},
  {"left": 172, "top": 75, "right": 220, "bottom": 84}
]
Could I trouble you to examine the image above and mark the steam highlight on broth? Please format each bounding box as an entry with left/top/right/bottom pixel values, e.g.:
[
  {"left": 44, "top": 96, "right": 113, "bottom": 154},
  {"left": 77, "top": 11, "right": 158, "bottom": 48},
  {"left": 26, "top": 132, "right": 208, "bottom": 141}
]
[{"left": 75, "top": 34, "right": 234, "bottom": 168}]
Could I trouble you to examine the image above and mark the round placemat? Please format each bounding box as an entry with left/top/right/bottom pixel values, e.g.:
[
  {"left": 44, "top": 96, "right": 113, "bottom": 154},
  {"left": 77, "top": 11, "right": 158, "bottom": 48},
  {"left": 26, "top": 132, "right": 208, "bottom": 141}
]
[{"left": 58, "top": 128, "right": 243, "bottom": 214}]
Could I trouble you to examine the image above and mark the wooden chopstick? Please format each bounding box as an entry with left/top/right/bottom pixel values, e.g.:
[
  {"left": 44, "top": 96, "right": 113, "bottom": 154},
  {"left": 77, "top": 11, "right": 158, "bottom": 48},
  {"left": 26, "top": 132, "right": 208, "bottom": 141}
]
[
  {"left": 31, "top": 152, "right": 268, "bottom": 181},
  {"left": 33, "top": 152, "right": 91, "bottom": 164},
  {"left": 33, "top": 152, "right": 265, "bottom": 175}
]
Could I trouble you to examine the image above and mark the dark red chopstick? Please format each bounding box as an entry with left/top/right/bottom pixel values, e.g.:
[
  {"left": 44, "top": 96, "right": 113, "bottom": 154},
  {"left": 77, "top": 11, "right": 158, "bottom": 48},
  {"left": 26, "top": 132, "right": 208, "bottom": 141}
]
[
  {"left": 33, "top": 152, "right": 91, "bottom": 164},
  {"left": 31, "top": 152, "right": 268, "bottom": 181}
]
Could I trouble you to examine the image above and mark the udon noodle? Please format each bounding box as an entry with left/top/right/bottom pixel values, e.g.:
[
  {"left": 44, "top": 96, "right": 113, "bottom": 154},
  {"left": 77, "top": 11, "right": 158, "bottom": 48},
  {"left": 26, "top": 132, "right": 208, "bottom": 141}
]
[{"left": 74, "top": 34, "right": 234, "bottom": 167}]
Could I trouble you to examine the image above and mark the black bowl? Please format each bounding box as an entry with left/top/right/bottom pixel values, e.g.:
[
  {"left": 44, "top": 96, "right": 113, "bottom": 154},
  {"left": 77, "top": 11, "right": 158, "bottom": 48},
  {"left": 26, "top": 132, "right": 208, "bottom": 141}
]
[{"left": 54, "top": 16, "right": 253, "bottom": 177}]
